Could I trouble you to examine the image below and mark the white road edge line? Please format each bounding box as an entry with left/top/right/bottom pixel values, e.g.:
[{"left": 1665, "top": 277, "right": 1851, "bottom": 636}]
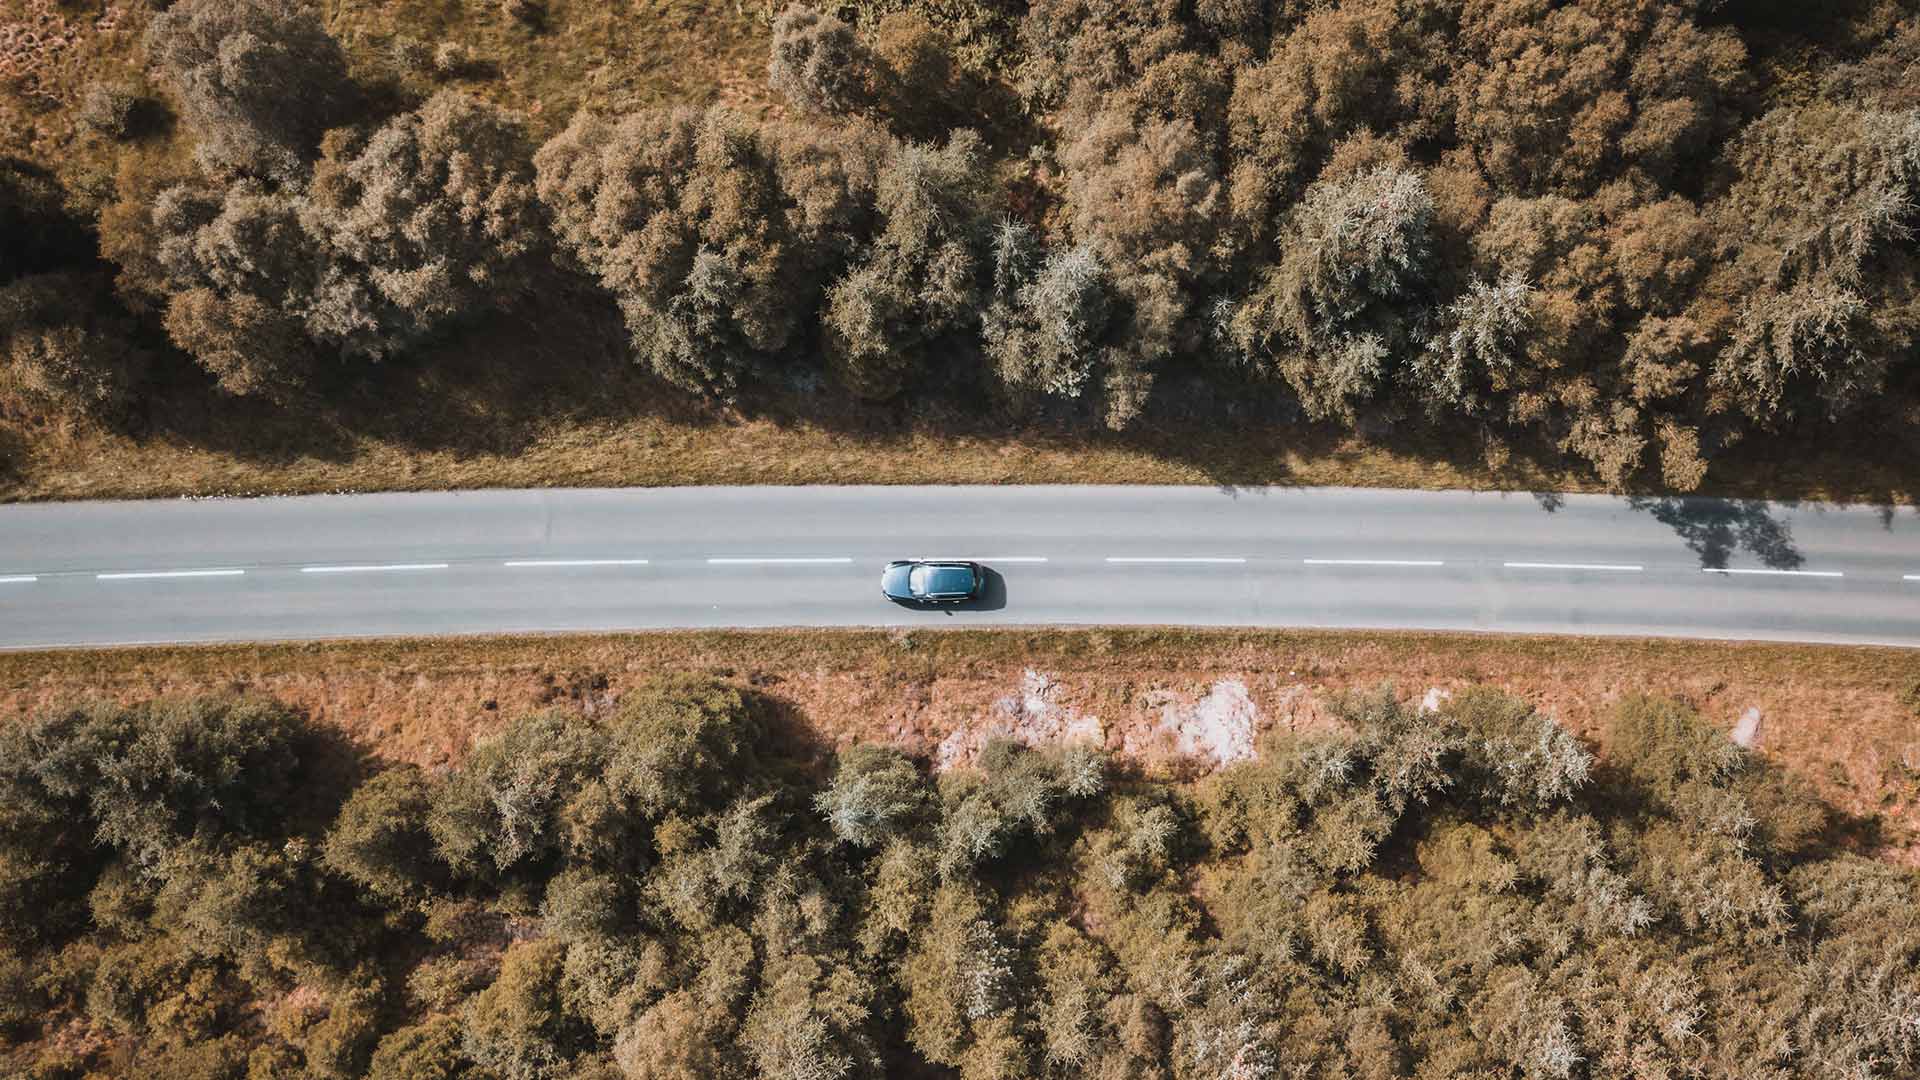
[
  {"left": 1702, "top": 568, "right": 1843, "bottom": 578},
  {"left": 0, "top": 575, "right": 39, "bottom": 583},
  {"left": 301, "top": 563, "right": 450, "bottom": 574},
  {"left": 1303, "top": 558, "right": 1445, "bottom": 567},
  {"left": 1504, "top": 562, "right": 1643, "bottom": 572},
  {"left": 97, "top": 569, "right": 245, "bottom": 580},
  {"left": 1105, "top": 557, "right": 1247, "bottom": 564},
  {"left": 503, "top": 559, "right": 650, "bottom": 567},
  {"left": 706, "top": 557, "right": 854, "bottom": 565}
]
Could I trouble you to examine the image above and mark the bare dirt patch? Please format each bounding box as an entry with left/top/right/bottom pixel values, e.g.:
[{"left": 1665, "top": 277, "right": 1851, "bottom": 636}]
[{"left": 1, "top": 628, "right": 1915, "bottom": 857}]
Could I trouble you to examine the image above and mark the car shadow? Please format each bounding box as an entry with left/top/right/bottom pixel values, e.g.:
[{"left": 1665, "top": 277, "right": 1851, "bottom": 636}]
[
  {"left": 957, "top": 567, "right": 1009, "bottom": 611},
  {"left": 888, "top": 566, "right": 1009, "bottom": 614}
]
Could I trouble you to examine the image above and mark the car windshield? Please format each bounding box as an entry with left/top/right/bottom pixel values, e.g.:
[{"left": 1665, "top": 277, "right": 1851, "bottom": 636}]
[{"left": 911, "top": 564, "right": 973, "bottom": 595}]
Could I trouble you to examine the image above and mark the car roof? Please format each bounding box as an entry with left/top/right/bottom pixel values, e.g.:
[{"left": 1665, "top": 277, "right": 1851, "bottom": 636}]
[{"left": 910, "top": 562, "right": 975, "bottom": 595}]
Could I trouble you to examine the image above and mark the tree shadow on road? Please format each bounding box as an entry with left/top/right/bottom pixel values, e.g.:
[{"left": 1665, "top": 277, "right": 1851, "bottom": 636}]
[{"left": 1626, "top": 496, "right": 1804, "bottom": 569}]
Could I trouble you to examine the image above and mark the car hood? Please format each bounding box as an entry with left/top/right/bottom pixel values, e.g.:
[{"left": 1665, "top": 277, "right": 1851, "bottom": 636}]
[{"left": 881, "top": 563, "right": 914, "bottom": 599}]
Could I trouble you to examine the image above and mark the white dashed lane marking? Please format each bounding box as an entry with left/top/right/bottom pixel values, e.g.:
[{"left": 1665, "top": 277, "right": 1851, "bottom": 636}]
[
  {"left": 301, "top": 563, "right": 450, "bottom": 574},
  {"left": 1105, "top": 557, "right": 1247, "bottom": 564},
  {"left": 1504, "top": 562, "right": 1643, "bottom": 572},
  {"left": 706, "top": 557, "right": 854, "bottom": 565},
  {"left": 0, "top": 575, "right": 38, "bottom": 584},
  {"left": 1303, "top": 558, "right": 1444, "bottom": 567},
  {"left": 97, "top": 569, "right": 245, "bottom": 580},
  {"left": 503, "top": 559, "right": 650, "bottom": 568}
]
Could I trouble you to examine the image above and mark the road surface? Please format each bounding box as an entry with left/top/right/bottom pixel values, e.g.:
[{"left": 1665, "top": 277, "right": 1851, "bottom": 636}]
[{"left": 0, "top": 486, "right": 1915, "bottom": 649}]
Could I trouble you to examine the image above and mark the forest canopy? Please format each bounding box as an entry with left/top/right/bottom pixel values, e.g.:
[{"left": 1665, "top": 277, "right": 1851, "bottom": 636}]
[
  {"left": 0, "top": 679, "right": 1915, "bottom": 1078},
  {"left": 3, "top": 0, "right": 1919, "bottom": 488}
]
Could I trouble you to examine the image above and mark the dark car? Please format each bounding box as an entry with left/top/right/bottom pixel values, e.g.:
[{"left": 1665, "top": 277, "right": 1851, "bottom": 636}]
[{"left": 882, "top": 560, "right": 982, "bottom": 603}]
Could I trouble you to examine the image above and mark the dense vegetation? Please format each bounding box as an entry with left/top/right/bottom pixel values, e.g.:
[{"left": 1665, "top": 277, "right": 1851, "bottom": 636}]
[
  {"left": 2, "top": 0, "right": 1919, "bottom": 489},
  {"left": 1, "top": 678, "right": 1915, "bottom": 1078}
]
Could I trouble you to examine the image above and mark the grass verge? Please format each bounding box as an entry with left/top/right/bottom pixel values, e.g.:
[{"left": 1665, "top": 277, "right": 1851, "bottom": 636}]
[{"left": 3, "top": 627, "right": 1916, "bottom": 857}]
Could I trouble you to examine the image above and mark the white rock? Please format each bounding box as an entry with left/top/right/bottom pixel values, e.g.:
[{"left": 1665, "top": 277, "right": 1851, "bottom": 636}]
[{"left": 1732, "top": 707, "right": 1764, "bottom": 748}]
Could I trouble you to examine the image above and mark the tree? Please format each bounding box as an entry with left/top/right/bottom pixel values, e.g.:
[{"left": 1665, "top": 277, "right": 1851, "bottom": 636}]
[
  {"left": 1702, "top": 104, "right": 1920, "bottom": 423},
  {"left": 144, "top": 0, "right": 358, "bottom": 179},
  {"left": 899, "top": 883, "right": 1029, "bottom": 1078},
  {"left": 823, "top": 131, "right": 984, "bottom": 398},
  {"left": 1413, "top": 274, "right": 1534, "bottom": 415},
  {"left": 148, "top": 180, "right": 333, "bottom": 396},
  {"left": 1225, "top": 0, "right": 1443, "bottom": 236},
  {"left": 1439, "top": 688, "right": 1591, "bottom": 810},
  {"left": 1230, "top": 161, "right": 1436, "bottom": 419},
  {"left": 306, "top": 91, "right": 550, "bottom": 352},
  {"left": 535, "top": 107, "right": 872, "bottom": 395},
  {"left": 1714, "top": 281, "right": 1879, "bottom": 419},
  {"left": 936, "top": 739, "right": 1106, "bottom": 875},
  {"left": 1055, "top": 110, "right": 1223, "bottom": 426},
  {"left": 982, "top": 226, "right": 1115, "bottom": 404},
  {"left": 0, "top": 162, "right": 152, "bottom": 418},
  {"left": 741, "top": 952, "right": 881, "bottom": 1080},
  {"left": 29, "top": 697, "right": 314, "bottom": 875},
  {"left": 1450, "top": 0, "right": 1744, "bottom": 193},
  {"left": 144, "top": 92, "right": 548, "bottom": 397},
  {"left": 869, "top": 12, "right": 977, "bottom": 137},
  {"left": 611, "top": 990, "right": 745, "bottom": 1080}
]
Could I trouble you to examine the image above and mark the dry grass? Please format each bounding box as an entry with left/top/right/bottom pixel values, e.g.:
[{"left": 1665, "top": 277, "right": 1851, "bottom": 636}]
[
  {"left": 326, "top": 0, "right": 778, "bottom": 137},
  {"left": 4, "top": 627, "right": 1916, "bottom": 857}
]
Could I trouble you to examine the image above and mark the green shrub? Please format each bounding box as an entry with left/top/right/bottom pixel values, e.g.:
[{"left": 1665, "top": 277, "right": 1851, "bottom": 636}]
[
  {"left": 936, "top": 739, "right": 1107, "bottom": 874},
  {"left": 603, "top": 677, "right": 768, "bottom": 818},
  {"left": 539, "top": 865, "right": 632, "bottom": 940},
  {"left": 368, "top": 1017, "right": 480, "bottom": 1080},
  {"left": 2, "top": 698, "right": 314, "bottom": 885},
  {"left": 1607, "top": 695, "right": 1748, "bottom": 803},
  {"left": 816, "top": 744, "right": 931, "bottom": 847},
  {"left": 1441, "top": 688, "right": 1592, "bottom": 810},
  {"left": 429, "top": 710, "right": 606, "bottom": 877},
  {"left": 460, "top": 939, "right": 589, "bottom": 1080},
  {"left": 325, "top": 766, "right": 443, "bottom": 905}
]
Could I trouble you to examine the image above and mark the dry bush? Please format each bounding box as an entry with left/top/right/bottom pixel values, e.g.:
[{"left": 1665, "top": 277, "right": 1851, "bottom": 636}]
[
  {"left": 145, "top": 0, "right": 357, "bottom": 178},
  {"left": 535, "top": 106, "right": 880, "bottom": 396},
  {"left": 767, "top": 4, "right": 874, "bottom": 116}
]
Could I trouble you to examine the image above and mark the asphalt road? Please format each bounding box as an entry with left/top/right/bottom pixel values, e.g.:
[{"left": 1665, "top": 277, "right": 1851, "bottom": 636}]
[{"left": 0, "top": 486, "right": 1915, "bottom": 649}]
